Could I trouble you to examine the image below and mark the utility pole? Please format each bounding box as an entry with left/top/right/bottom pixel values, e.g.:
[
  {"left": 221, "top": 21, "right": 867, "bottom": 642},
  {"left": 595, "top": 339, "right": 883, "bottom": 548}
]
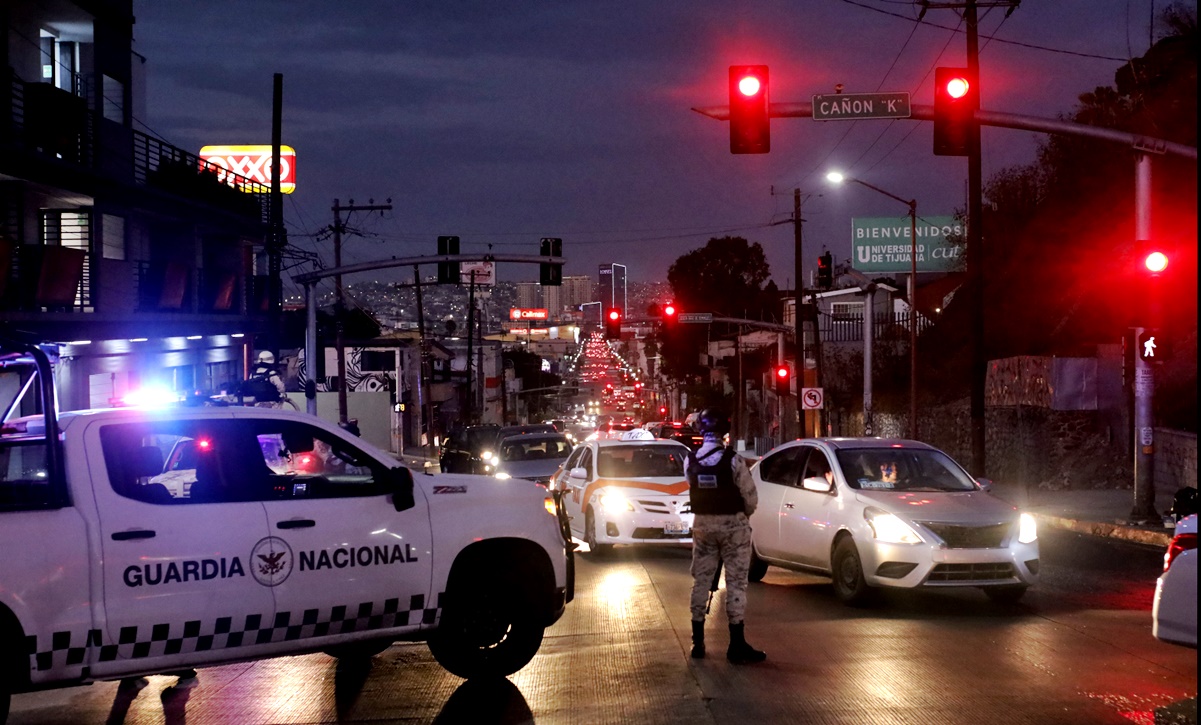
[
  {"left": 414, "top": 265, "right": 432, "bottom": 453},
  {"left": 918, "top": 0, "right": 1019, "bottom": 472},
  {"left": 792, "top": 188, "right": 803, "bottom": 440},
  {"left": 266, "top": 73, "right": 285, "bottom": 359},
  {"left": 331, "top": 198, "right": 392, "bottom": 426}
]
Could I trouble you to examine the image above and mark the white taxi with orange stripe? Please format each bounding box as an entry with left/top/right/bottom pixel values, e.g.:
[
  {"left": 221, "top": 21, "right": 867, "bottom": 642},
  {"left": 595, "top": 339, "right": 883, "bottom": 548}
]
[{"left": 552, "top": 435, "right": 693, "bottom": 554}]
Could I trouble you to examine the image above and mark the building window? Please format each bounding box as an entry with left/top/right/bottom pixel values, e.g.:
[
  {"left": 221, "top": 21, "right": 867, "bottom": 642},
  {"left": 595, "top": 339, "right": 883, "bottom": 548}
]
[
  {"left": 101, "top": 214, "right": 125, "bottom": 260},
  {"left": 102, "top": 75, "right": 124, "bottom": 123}
]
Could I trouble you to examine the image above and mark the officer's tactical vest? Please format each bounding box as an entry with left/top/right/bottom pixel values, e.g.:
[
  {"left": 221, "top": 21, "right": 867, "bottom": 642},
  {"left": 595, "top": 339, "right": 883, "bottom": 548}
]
[{"left": 686, "top": 448, "right": 743, "bottom": 515}]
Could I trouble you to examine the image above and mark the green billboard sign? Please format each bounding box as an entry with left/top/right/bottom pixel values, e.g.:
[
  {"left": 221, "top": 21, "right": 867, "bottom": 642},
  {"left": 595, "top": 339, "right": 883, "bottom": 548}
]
[{"left": 850, "top": 216, "right": 964, "bottom": 273}]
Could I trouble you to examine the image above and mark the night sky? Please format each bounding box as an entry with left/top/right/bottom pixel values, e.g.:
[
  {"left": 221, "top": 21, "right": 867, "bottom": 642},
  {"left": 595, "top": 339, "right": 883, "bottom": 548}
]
[{"left": 131, "top": 0, "right": 1170, "bottom": 292}]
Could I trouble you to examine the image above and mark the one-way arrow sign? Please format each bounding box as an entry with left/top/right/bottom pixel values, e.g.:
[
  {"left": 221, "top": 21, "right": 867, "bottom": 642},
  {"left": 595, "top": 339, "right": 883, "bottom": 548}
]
[{"left": 812, "top": 92, "right": 911, "bottom": 121}]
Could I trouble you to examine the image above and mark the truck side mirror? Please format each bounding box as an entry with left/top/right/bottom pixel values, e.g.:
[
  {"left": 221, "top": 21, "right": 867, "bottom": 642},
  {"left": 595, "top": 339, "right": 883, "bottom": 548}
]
[{"left": 390, "top": 466, "right": 416, "bottom": 512}]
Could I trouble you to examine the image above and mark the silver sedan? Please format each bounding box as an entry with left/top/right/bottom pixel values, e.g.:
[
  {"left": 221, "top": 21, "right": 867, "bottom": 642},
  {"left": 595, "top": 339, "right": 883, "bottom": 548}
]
[{"left": 748, "top": 438, "right": 1039, "bottom": 605}]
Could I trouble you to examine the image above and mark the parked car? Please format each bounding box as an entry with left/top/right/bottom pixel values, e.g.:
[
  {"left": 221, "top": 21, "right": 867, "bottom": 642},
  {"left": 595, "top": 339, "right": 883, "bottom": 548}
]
[
  {"left": 493, "top": 433, "right": 574, "bottom": 486},
  {"left": 439, "top": 424, "right": 500, "bottom": 474},
  {"left": 1153, "top": 512, "right": 1197, "bottom": 648},
  {"left": 552, "top": 438, "right": 693, "bottom": 554},
  {"left": 747, "top": 438, "right": 1039, "bottom": 605}
]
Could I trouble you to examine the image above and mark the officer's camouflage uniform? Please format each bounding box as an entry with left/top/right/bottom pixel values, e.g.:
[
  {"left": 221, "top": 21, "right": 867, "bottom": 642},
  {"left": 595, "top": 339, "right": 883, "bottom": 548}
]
[{"left": 686, "top": 439, "right": 758, "bottom": 623}]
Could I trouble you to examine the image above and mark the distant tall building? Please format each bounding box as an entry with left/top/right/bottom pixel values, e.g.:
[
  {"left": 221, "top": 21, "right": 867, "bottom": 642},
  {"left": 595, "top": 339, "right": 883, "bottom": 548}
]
[
  {"left": 597, "top": 263, "right": 627, "bottom": 313},
  {"left": 542, "top": 285, "right": 561, "bottom": 318},
  {"left": 516, "top": 282, "right": 540, "bottom": 310},
  {"left": 562, "top": 275, "right": 593, "bottom": 311}
]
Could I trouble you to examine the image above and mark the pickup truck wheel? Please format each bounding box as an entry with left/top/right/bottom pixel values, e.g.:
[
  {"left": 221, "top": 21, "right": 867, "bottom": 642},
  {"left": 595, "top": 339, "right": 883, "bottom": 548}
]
[
  {"left": 584, "top": 507, "right": 612, "bottom": 556},
  {"left": 428, "top": 584, "right": 545, "bottom": 680},
  {"left": 322, "top": 639, "right": 392, "bottom": 660}
]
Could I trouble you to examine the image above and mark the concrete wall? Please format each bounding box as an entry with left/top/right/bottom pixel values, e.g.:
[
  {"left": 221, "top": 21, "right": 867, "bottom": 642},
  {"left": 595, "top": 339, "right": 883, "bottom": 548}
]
[
  {"left": 285, "top": 391, "right": 395, "bottom": 456},
  {"left": 1155, "top": 428, "right": 1197, "bottom": 494}
]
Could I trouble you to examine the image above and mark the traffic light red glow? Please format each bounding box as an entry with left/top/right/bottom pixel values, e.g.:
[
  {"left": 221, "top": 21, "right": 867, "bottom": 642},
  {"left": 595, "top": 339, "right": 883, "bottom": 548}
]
[
  {"left": 775, "top": 366, "right": 789, "bottom": 379},
  {"left": 1145, "top": 251, "right": 1169, "bottom": 273},
  {"left": 663, "top": 303, "right": 676, "bottom": 318},
  {"left": 737, "top": 76, "right": 761, "bottom": 97},
  {"left": 608, "top": 309, "right": 620, "bottom": 321},
  {"left": 945, "top": 76, "right": 970, "bottom": 99}
]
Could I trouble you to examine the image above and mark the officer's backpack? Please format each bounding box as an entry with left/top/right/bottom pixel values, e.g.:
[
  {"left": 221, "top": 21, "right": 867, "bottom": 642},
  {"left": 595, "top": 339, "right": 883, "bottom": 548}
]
[{"left": 240, "top": 373, "right": 281, "bottom": 402}]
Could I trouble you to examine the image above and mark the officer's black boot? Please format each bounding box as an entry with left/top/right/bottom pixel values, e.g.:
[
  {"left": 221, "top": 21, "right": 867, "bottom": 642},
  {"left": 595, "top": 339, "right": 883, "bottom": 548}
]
[
  {"left": 690, "top": 620, "right": 706, "bottom": 659},
  {"left": 726, "top": 622, "right": 766, "bottom": 664}
]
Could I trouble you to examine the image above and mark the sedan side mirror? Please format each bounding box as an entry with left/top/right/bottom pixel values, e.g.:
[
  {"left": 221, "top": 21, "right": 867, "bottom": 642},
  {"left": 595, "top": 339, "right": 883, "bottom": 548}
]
[
  {"left": 389, "top": 466, "right": 416, "bottom": 511},
  {"left": 568, "top": 466, "right": 588, "bottom": 481},
  {"left": 801, "top": 476, "right": 833, "bottom": 493},
  {"left": 975, "top": 477, "right": 993, "bottom": 493}
]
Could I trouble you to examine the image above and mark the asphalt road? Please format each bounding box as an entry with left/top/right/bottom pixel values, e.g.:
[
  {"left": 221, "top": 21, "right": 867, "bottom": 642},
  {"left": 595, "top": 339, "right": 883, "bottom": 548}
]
[{"left": 9, "top": 528, "right": 1197, "bottom": 724}]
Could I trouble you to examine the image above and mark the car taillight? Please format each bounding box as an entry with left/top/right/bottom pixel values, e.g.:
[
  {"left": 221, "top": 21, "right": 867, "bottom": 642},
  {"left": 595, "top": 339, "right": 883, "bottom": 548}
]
[{"left": 1164, "top": 532, "right": 1197, "bottom": 572}]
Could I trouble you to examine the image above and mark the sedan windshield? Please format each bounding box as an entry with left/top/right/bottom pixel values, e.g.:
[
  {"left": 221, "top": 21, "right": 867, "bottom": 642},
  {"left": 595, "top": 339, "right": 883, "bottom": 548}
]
[
  {"left": 598, "top": 445, "right": 686, "bottom": 478},
  {"left": 499, "top": 436, "right": 572, "bottom": 462},
  {"left": 834, "top": 448, "right": 977, "bottom": 492}
]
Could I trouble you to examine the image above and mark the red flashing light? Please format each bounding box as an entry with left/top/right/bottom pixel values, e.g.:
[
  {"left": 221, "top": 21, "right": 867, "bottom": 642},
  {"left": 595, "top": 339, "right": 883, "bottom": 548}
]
[{"left": 197, "top": 438, "right": 213, "bottom": 451}]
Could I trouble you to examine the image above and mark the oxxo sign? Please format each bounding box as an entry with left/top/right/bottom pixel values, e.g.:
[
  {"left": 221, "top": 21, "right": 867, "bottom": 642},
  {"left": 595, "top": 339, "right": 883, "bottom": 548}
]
[
  {"left": 198, "top": 145, "right": 296, "bottom": 193},
  {"left": 510, "top": 308, "right": 548, "bottom": 321},
  {"left": 850, "top": 216, "right": 963, "bottom": 273}
]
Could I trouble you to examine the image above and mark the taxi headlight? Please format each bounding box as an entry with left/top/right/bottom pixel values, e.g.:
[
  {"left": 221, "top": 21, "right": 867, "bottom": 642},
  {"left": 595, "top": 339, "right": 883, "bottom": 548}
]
[
  {"left": 864, "top": 507, "right": 923, "bottom": 545},
  {"left": 1018, "top": 513, "right": 1038, "bottom": 543},
  {"left": 495, "top": 472, "right": 511, "bottom": 480},
  {"left": 599, "top": 492, "right": 634, "bottom": 513}
]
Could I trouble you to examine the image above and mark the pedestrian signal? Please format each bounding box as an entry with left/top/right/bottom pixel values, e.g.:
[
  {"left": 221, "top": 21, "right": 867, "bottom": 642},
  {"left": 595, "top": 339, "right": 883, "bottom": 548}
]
[{"left": 1137, "top": 329, "right": 1165, "bottom": 363}]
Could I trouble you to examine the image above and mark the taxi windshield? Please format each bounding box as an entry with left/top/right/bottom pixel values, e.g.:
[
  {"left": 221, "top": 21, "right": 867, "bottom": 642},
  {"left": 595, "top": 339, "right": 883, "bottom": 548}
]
[{"left": 597, "top": 445, "right": 685, "bottom": 478}]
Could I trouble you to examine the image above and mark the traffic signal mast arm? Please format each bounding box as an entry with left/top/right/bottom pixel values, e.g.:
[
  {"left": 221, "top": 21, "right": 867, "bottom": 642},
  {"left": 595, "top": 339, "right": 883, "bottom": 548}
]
[
  {"left": 293, "top": 253, "right": 564, "bottom": 285},
  {"left": 692, "top": 103, "right": 1197, "bottom": 160}
]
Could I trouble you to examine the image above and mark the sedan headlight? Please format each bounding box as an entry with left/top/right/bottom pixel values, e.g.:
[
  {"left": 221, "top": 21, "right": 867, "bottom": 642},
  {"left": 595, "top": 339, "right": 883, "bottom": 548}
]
[
  {"left": 480, "top": 450, "right": 495, "bottom": 463},
  {"left": 864, "top": 507, "right": 923, "bottom": 545},
  {"left": 1018, "top": 512, "right": 1038, "bottom": 543},
  {"left": 494, "top": 472, "right": 511, "bottom": 480},
  {"left": 599, "top": 492, "right": 634, "bottom": 513}
]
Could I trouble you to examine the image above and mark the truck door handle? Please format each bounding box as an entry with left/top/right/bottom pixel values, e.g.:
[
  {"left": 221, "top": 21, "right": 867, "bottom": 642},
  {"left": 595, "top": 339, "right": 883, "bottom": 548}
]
[
  {"left": 111, "top": 529, "right": 156, "bottom": 541},
  {"left": 276, "top": 519, "right": 315, "bottom": 529}
]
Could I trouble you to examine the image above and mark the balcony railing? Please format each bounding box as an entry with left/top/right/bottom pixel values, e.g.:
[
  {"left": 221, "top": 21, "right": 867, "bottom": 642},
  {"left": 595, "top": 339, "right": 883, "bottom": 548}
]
[{"left": 3, "top": 67, "right": 270, "bottom": 225}]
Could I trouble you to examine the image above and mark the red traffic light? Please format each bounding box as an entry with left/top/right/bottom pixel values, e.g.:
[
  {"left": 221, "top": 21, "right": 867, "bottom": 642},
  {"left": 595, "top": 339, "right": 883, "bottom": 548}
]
[
  {"left": 1145, "top": 251, "right": 1169, "bottom": 273},
  {"left": 663, "top": 303, "right": 676, "bottom": 318},
  {"left": 775, "top": 366, "right": 789, "bottom": 379},
  {"left": 729, "top": 65, "right": 770, "bottom": 154},
  {"left": 944, "top": 76, "right": 970, "bottom": 99},
  {"left": 608, "top": 309, "right": 620, "bottom": 321}
]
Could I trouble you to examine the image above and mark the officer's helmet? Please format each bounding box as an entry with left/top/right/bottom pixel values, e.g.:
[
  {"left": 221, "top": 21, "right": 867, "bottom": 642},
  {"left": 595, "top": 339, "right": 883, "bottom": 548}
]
[
  {"left": 696, "top": 408, "right": 731, "bottom": 435},
  {"left": 256, "top": 351, "right": 276, "bottom": 364}
]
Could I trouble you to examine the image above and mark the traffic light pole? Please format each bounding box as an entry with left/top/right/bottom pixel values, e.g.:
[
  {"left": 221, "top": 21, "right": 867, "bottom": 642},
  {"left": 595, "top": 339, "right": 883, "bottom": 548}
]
[{"left": 1130, "top": 153, "right": 1158, "bottom": 523}]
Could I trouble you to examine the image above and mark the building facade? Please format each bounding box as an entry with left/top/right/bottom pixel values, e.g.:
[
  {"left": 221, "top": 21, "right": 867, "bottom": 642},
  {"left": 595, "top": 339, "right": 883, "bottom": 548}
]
[
  {"left": 1, "top": 0, "right": 273, "bottom": 410},
  {"left": 597, "top": 263, "right": 626, "bottom": 313}
]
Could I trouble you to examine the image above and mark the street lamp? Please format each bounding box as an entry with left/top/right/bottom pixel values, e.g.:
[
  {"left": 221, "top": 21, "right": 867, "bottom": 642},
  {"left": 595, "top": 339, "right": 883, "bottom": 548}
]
[{"left": 826, "top": 171, "right": 919, "bottom": 440}]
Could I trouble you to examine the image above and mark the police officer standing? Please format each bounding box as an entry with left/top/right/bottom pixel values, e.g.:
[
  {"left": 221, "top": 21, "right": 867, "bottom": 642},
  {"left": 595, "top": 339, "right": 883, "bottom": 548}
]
[{"left": 685, "top": 408, "right": 766, "bottom": 664}]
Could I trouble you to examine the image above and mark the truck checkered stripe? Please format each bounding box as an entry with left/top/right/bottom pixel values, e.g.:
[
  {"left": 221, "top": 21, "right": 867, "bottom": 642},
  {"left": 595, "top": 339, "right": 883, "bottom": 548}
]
[{"left": 26, "top": 593, "right": 441, "bottom": 672}]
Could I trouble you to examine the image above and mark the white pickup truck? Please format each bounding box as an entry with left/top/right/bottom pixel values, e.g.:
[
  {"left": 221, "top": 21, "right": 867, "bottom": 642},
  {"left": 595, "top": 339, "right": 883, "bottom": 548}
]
[{"left": 0, "top": 342, "right": 574, "bottom": 721}]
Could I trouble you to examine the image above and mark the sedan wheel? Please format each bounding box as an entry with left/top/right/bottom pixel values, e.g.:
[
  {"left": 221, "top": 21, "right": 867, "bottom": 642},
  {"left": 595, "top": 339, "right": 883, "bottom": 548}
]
[
  {"left": 831, "top": 537, "right": 873, "bottom": 606},
  {"left": 584, "top": 507, "right": 611, "bottom": 556}
]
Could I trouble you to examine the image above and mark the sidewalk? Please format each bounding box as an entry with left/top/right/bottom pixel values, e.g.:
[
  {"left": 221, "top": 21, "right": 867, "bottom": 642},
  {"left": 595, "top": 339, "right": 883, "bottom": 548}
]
[{"left": 988, "top": 479, "right": 1178, "bottom": 548}]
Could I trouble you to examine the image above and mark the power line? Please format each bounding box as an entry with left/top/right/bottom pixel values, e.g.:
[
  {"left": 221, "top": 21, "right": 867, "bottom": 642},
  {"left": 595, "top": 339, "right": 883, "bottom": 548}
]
[{"left": 839, "top": 0, "right": 1128, "bottom": 61}]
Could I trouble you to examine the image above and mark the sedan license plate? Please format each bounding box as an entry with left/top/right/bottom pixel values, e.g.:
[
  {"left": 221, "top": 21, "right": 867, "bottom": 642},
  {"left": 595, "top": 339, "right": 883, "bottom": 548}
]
[{"left": 664, "top": 521, "right": 690, "bottom": 535}]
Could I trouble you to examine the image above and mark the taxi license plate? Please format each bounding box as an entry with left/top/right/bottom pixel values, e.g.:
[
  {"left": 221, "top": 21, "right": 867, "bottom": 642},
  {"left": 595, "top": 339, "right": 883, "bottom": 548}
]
[{"left": 664, "top": 521, "right": 690, "bottom": 535}]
